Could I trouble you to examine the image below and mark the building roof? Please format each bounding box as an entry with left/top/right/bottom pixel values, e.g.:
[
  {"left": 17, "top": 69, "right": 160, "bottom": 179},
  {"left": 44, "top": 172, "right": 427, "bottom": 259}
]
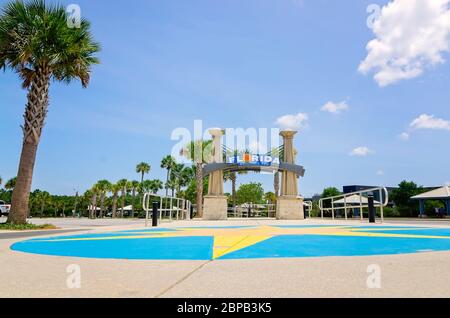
[
  {"left": 411, "top": 186, "right": 450, "bottom": 200},
  {"left": 334, "top": 194, "right": 380, "bottom": 205}
]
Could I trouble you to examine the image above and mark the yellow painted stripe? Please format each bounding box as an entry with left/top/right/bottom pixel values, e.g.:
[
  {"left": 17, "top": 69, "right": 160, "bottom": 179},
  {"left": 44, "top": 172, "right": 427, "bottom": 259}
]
[{"left": 213, "top": 235, "right": 273, "bottom": 259}]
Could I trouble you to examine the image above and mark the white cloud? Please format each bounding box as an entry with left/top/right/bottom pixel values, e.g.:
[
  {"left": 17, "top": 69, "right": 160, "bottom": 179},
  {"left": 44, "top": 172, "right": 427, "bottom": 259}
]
[
  {"left": 410, "top": 114, "right": 450, "bottom": 131},
  {"left": 275, "top": 113, "right": 309, "bottom": 131},
  {"left": 320, "top": 101, "right": 350, "bottom": 114},
  {"left": 359, "top": 0, "right": 450, "bottom": 86},
  {"left": 399, "top": 132, "right": 410, "bottom": 141},
  {"left": 399, "top": 114, "right": 450, "bottom": 140},
  {"left": 376, "top": 170, "right": 385, "bottom": 176},
  {"left": 350, "top": 146, "right": 374, "bottom": 157}
]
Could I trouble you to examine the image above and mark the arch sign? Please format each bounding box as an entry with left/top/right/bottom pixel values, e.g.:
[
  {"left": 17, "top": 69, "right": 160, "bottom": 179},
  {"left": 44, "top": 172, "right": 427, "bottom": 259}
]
[{"left": 202, "top": 129, "right": 306, "bottom": 221}]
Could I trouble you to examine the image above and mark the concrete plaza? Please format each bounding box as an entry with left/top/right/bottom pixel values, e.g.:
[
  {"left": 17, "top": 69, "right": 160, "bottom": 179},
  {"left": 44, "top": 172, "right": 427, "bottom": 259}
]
[{"left": 1, "top": 217, "right": 450, "bottom": 298}]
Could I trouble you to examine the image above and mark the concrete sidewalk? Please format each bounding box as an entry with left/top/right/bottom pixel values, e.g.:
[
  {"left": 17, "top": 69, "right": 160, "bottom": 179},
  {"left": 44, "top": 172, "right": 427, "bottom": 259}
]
[{"left": 1, "top": 218, "right": 450, "bottom": 298}]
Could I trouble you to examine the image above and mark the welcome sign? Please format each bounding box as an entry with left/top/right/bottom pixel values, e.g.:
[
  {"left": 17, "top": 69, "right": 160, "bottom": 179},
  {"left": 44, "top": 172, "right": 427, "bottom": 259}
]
[{"left": 226, "top": 154, "right": 280, "bottom": 167}]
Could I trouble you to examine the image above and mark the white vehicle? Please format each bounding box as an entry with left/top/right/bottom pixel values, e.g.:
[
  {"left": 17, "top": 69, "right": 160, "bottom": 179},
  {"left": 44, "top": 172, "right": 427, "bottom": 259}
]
[{"left": 0, "top": 200, "right": 11, "bottom": 216}]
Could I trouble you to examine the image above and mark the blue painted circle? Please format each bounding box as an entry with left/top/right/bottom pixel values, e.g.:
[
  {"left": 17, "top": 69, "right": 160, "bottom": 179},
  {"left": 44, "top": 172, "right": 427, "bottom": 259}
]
[{"left": 10, "top": 225, "right": 450, "bottom": 260}]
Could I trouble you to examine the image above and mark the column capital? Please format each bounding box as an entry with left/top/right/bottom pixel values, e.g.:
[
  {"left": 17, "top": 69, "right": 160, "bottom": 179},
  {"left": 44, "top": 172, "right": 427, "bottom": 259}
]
[
  {"left": 209, "top": 128, "right": 225, "bottom": 138},
  {"left": 280, "top": 130, "right": 298, "bottom": 139}
]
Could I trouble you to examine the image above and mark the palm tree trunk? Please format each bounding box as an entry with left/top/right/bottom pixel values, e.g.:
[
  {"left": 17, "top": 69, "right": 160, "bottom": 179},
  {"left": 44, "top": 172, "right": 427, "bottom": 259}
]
[
  {"left": 112, "top": 193, "right": 118, "bottom": 218},
  {"left": 165, "top": 169, "right": 170, "bottom": 196},
  {"left": 40, "top": 201, "right": 45, "bottom": 218},
  {"left": 120, "top": 191, "right": 125, "bottom": 218},
  {"left": 196, "top": 162, "right": 203, "bottom": 218},
  {"left": 141, "top": 173, "right": 144, "bottom": 184},
  {"left": 7, "top": 142, "right": 38, "bottom": 224},
  {"left": 8, "top": 68, "right": 50, "bottom": 225},
  {"left": 99, "top": 193, "right": 105, "bottom": 218},
  {"left": 131, "top": 189, "right": 136, "bottom": 218},
  {"left": 91, "top": 194, "right": 97, "bottom": 219}
]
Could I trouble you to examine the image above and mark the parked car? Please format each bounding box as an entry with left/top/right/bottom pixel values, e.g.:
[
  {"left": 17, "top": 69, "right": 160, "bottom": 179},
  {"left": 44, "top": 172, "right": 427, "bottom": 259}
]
[{"left": 0, "top": 200, "right": 11, "bottom": 216}]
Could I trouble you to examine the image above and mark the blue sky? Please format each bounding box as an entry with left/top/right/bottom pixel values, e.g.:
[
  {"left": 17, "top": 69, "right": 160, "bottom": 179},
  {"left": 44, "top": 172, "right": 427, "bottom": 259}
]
[{"left": 1, "top": 0, "right": 450, "bottom": 197}]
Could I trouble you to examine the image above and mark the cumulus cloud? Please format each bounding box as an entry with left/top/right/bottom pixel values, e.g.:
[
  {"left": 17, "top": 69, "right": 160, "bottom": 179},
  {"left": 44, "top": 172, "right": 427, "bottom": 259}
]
[
  {"left": 320, "top": 101, "right": 350, "bottom": 114},
  {"left": 359, "top": 0, "right": 450, "bottom": 86},
  {"left": 350, "top": 146, "right": 374, "bottom": 157},
  {"left": 377, "top": 170, "right": 385, "bottom": 176},
  {"left": 275, "top": 113, "right": 309, "bottom": 131},
  {"left": 410, "top": 114, "right": 450, "bottom": 131},
  {"left": 400, "top": 114, "right": 450, "bottom": 139}
]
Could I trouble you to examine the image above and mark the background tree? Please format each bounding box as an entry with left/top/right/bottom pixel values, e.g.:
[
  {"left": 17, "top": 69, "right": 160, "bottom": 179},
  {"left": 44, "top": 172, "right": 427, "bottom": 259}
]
[
  {"left": 136, "top": 162, "right": 150, "bottom": 183},
  {"left": 161, "top": 156, "right": 176, "bottom": 197},
  {"left": 1, "top": 0, "right": 100, "bottom": 224},
  {"left": 390, "top": 181, "right": 425, "bottom": 217},
  {"left": 4, "top": 177, "right": 16, "bottom": 191},
  {"left": 110, "top": 183, "right": 121, "bottom": 218},
  {"left": 96, "top": 180, "right": 111, "bottom": 218},
  {"left": 236, "top": 183, "right": 265, "bottom": 205},
  {"left": 117, "top": 179, "right": 128, "bottom": 218},
  {"left": 224, "top": 171, "right": 248, "bottom": 210},
  {"left": 89, "top": 184, "right": 101, "bottom": 219},
  {"left": 181, "top": 140, "right": 213, "bottom": 218},
  {"left": 264, "top": 192, "right": 277, "bottom": 204},
  {"left": 129, "top": 180, "right": 140, "bottom": 217},
  {"left": 149, "top": 180, "right": 163, "bottom": 194}
]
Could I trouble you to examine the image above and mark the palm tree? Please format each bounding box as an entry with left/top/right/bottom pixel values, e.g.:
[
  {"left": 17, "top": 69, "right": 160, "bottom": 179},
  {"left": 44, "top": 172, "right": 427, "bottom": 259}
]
[
  {"left": 4, "top": 177, "right": 17, "bottom": 191},
  {"left": 129, "top": 180, "right": 140, "bottom": 218},
  {"left": 181, "top": 140, "right": 213, "bottom": 218},
  {"left": 136, "top": 162, "right": 151, "bottom": 183},
  {"left": 117, "top": 179, "right": 128, "bottom": 218},
  {"left": 89, "top": 184, "right": 101, "bottom": 219},
  {"left": 224, "top": 171, "right": 248, "bottom": 210},
  {"left": 110, "top": 182, "right": 121, "bottom": 218},
  {"left": 161, "top": 156, "right": 176, "bottom": 196},
  {"left": 96, "top": 180, "right": 111, "bottom": 218},
  {"left": 1, "top": 0, "right": 100, "bottom": 224},
  {"left": 149, "top": 179, "right": 163, "bottom": 194},
  {"left": 0, "top": 175, "right": 2, "bottom": 188},
  {"left": 36, "top": 191, "right": 50, "bottom": 218}
]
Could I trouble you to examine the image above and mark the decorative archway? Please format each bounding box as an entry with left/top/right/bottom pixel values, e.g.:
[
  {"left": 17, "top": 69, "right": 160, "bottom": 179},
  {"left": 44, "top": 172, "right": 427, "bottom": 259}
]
[{"left": 202, "top": 129, "right": 306, "bottom": 220}]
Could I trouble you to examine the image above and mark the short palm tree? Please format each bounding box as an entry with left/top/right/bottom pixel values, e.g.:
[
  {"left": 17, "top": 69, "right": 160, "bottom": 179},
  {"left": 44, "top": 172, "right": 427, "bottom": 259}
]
[
  {"left": 149, "top": 179, "right": 163, "bottom": 194},
  {"left": 136, "top": 162, "right": 151, "bottom": 183},
  {"left": 161, "top": 156, "right": 176, "bottom": 196},
  {"left": 0, "top": 0, "right": 100, "bottom": 224}
]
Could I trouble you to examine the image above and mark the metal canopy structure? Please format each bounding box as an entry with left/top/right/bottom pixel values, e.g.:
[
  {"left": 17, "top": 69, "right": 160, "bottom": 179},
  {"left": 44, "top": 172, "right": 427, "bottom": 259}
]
[
  {"left": 202, "top": 162, "right": 306, "bottom": 178},
  {"left": 411, "top": 186, "right": 450, "bottom": 218}
]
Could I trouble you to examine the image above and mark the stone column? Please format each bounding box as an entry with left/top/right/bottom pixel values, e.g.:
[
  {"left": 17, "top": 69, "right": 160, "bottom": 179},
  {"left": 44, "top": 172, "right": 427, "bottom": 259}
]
[
  {"left": 203, "top": 129, "right": 228, "bottom": 220},
  {"left": 276, "top": 130, "right": 305, "bottom": 220}
]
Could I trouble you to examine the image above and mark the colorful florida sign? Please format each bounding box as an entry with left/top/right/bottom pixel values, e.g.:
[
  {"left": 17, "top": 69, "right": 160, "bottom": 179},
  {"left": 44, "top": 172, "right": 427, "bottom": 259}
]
[{"left": 226, "top": 154, "right": 280, "bottom": 167}]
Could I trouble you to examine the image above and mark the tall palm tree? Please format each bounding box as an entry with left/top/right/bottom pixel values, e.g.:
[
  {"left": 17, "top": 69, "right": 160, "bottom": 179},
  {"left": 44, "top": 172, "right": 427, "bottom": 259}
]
[
  {"left": 161, "top": 156, "right": 176, "bottom": 196},
  {"left": 136, "top": 162, "right": 151, "bottom": 183},
  {"left": 181, "top": 140, "right": 213, "bottom": 218},
  {"left": 110, "top": 182, "right": 121, "bottom": 218},
  {"left": 117, "top": 179, "right": 128, "bottom": 218},
  {"left": 89, "top": 184, "right": 101, "bottom": 219},
  {"left": 1, "top": 0, "right": 100, "bottom": 224},
  {"left": 96, "top": 180, "right": 111, "bottom": 218},
  {"left": 4, "top": 177, "right": 17, "bottom": 191},
  {"left": 129, "top": 180, "right": 139, "bottom": 218}
]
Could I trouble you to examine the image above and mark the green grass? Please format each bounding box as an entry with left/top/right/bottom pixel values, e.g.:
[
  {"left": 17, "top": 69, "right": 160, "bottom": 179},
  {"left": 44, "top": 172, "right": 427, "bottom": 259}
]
[{"left": 0, "top": 223, "right": 57, "bottom": 231}]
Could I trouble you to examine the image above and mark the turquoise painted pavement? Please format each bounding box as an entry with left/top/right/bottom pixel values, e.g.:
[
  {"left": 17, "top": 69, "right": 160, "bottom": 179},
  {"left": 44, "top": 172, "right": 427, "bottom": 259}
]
[{"left": 10, "top": 225, "right": 450, "bottom": 260}]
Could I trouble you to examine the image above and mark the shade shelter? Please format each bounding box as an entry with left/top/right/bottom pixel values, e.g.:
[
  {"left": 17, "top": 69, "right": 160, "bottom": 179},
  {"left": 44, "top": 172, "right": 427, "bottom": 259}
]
[
  {"left": 411, "top": 186, "right": 450, "bottom": 218},
  {"left": 334, "top": 194, "right": 380, "bottom": 205}
]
